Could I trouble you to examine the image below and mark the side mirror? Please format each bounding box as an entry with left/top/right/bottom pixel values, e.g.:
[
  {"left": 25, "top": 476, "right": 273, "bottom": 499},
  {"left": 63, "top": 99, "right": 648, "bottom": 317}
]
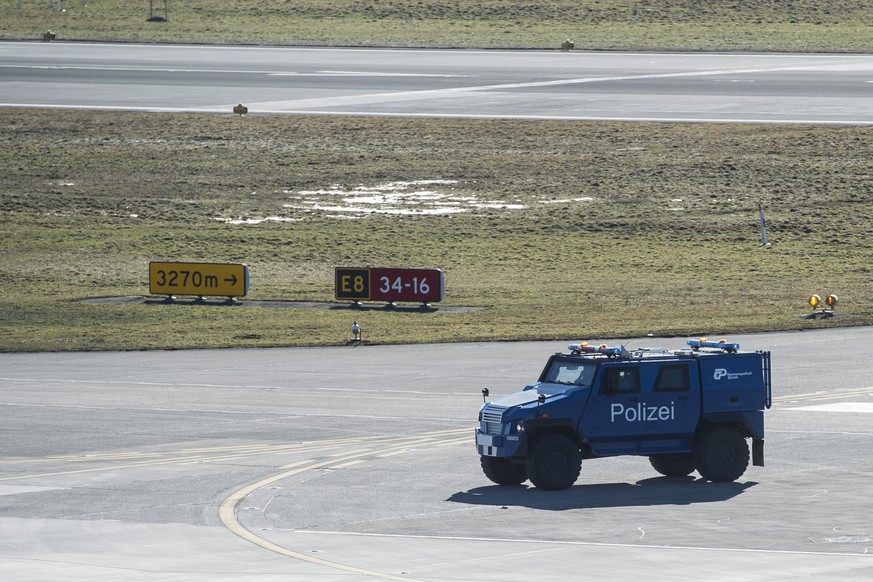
[{"left": 481, "top": 387, "right": 489, "bottom": 403}]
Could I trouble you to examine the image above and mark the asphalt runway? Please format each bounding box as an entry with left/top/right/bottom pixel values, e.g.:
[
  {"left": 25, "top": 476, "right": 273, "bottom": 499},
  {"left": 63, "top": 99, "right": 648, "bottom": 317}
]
[
  {"left": 4, "top": 42, "right": 873, "bottom": 123},
  {"left": 1, "top": 327, "right": 872, "bottom": 580},
  {"left": 4, "top": 40, "right": 872, "bottom": 580}
]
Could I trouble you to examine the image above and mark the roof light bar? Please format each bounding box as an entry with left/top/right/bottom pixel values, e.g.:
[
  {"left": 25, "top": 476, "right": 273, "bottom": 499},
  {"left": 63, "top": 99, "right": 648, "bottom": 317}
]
[
  {"left": 568, "top": 343, "right": 622, "bottom": 356},
  {"left": 687, "top": 338, "right": 740, "bottom": 353}
]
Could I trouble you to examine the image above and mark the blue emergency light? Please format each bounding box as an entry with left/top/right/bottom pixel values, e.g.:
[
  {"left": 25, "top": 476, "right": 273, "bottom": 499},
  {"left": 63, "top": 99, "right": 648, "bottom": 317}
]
[
  {"left": 568, "top": 343, "right": 623, "bottom": 356},
  {"left": 687, "top": 338, "right": 740, "bottom": 353}
]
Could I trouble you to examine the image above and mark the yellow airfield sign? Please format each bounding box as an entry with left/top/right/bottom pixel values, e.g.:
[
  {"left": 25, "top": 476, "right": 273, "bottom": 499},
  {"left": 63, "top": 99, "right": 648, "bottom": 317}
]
[{"left": 149, "top": 262, "right": 249, "bottom": 298}]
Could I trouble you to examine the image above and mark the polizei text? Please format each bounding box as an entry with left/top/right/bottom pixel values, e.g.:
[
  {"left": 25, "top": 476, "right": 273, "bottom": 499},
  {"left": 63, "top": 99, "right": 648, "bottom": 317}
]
[{"left": 611, "top": 401, "right": 675, "bottom": 423}]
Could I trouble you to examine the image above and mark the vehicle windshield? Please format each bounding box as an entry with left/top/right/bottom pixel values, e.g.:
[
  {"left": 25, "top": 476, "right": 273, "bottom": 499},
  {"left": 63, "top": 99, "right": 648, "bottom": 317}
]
[{"left": 542, "top": 358, "right": 597, "bottom": 387}]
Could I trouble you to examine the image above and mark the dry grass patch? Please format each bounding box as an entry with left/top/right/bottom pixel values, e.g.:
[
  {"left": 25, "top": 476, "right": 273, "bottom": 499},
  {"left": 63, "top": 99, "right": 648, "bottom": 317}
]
[
  {"left": 1, "top": 109, "right": 871, "bottom": 351},
  {"left": 3, "top": 1, "right": 873, "bottom": 51}
]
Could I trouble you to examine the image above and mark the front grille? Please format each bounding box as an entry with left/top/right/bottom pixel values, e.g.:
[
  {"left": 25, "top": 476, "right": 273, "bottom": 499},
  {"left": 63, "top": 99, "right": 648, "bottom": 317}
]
[{"left": 481, "top": 405, "right": 506, "bottom": 435}]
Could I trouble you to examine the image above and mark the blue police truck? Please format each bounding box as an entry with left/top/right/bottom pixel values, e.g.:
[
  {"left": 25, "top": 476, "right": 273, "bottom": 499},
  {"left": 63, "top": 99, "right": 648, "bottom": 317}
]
[{"left": 476, "top": 339, "right": 772, "bottom": 490}]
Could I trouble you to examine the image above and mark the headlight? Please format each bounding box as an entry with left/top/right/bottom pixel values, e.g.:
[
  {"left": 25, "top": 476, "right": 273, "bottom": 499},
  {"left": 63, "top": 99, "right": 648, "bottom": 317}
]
[{"left": 515, "top": 422, "right": 525, "bottom": 433}]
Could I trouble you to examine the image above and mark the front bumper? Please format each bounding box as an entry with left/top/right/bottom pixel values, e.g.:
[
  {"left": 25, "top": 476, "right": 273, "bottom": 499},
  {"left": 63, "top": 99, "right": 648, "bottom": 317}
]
[{"left": 476, "top": 429, "right": 524, "bottom": 457}]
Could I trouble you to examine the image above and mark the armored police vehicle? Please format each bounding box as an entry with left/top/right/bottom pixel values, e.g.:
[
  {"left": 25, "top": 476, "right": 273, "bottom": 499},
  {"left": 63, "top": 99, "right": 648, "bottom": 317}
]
[{"left": 476, "top": 339, "right": 772, "bottom": 490}]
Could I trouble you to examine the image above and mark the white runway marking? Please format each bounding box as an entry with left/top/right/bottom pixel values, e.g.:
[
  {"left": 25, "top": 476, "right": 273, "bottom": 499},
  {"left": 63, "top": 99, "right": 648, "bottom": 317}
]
[{"left": 788, "top": 402, "right": 873, "bottom": 414}]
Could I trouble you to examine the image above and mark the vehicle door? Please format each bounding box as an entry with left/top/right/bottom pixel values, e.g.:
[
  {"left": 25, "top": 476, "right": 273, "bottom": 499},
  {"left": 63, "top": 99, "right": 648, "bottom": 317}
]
[{"left": 579, "top": 361, "right": 700, "bottom": 455}]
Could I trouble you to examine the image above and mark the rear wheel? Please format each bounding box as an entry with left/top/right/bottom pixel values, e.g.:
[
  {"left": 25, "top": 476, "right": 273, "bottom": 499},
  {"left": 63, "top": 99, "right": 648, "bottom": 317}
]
[
  {"left": 480, "top": 456, "right": 527, "bottom": 486},
  {"left": 694, "top": 427, "right": 750, "bottom": 482},
  {"left": 525, "top": 433, "right": 582, "bottom": 491},
  {"left": 649, "top": 453, "right": 696, "bottom": 477}
]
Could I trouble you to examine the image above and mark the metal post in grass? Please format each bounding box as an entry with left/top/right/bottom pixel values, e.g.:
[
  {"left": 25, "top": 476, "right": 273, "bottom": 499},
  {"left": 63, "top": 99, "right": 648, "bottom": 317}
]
[
  {"left": 757, "top": 202, "right": 769, "bottom": 246},
  {"left": 148, "top": 0, "right": 169, "bottom": 22}
]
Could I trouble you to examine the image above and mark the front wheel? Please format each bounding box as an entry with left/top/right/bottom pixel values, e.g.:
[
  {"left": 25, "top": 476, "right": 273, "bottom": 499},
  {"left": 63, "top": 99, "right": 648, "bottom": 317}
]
[
  {"left": 480, "top": 456, "right": 527, "bottom": 486},
  {"left": 694, "top": 426, "right": 750, "bottom": 482},
  {"left": 525, "top": 433, "right": 582, "bottom": 491},
  {"left": 649, "top": 453, "right": 696, "bottom": 477}
]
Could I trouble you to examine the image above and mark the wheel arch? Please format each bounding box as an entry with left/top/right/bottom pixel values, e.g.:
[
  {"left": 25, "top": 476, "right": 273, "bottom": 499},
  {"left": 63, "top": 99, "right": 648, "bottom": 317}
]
[
  {"left": 696, "top": 412, "right": 763, "bottom": 440},
  {"left": 523, "top": 418, "right": 592, "bottom": 458}
]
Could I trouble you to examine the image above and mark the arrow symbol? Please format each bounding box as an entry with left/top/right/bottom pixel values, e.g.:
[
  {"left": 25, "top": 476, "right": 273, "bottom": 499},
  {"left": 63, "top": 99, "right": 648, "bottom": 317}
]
[{"left": 224, "top": 274, "right": 238, "bottom": 285}]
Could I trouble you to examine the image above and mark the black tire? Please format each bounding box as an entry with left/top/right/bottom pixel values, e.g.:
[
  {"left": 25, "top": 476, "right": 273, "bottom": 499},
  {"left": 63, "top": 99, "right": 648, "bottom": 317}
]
[
  {"left": 480, "top": 456, "right": 528, "bottom": 486},
  {"left": 694, "top": 426, "right": 750, "bottom": 482},
  {"left": 525, "top": 433, "right": 582, "bottom": 491},
  {"left": 649, "top": 453, "right": 696, "bottom": 477}
]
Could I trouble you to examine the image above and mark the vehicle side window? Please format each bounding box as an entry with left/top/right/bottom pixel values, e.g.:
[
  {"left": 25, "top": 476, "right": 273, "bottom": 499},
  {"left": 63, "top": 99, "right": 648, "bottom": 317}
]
[
  {"left": 600, "top": 367, "right": 640, "bottom": 395},
  {"left": 654, "top": 365, "right": 690, "bottom": 392}
]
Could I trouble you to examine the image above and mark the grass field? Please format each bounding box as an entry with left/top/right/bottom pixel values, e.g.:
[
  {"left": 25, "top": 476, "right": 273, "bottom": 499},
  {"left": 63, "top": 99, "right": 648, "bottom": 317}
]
[
  {"left": 4, "top": 1, "right": 873, "bottom": 52},
  {"left": 2, "top": 2, "right": 872, "bottom": 351},
  {"left": 2, "top": 109, "right": 871, "bottom": 351}
]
